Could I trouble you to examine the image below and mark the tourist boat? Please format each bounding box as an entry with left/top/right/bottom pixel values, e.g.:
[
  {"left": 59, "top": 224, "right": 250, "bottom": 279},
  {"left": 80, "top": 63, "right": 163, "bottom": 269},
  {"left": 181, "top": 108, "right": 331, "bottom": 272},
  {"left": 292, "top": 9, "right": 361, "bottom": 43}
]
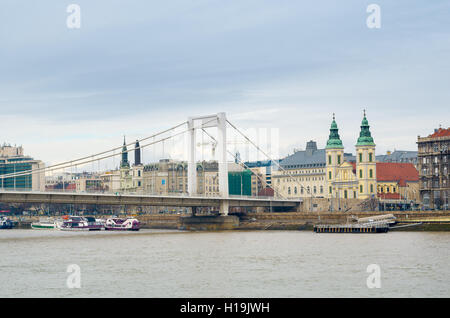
[
  {"left": 57, "top": 216, "right": 104, "bottom": 231},
  {"left": 105, "top": 217, "right": 140, "bottom": 231},
  {"left": 0, "top": 217, "right": 14, "bottom": 229},
  {"left": 31, "top": 218, "right": 57, "bottom": 229}
]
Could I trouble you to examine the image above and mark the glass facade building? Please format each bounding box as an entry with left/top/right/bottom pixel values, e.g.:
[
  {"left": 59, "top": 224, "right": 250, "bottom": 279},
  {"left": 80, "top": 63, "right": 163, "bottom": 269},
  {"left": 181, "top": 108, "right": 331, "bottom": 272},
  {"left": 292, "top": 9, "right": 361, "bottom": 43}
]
[{"left": 0, "top": 157, "right": 44, "bottom": 190}]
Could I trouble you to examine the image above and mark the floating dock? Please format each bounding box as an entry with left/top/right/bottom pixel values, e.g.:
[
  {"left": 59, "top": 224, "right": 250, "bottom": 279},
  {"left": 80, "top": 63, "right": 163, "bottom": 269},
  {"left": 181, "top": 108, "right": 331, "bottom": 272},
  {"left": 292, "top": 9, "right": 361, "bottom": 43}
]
[{"left": 314, "top": 223, "right": 389, "bottom": 233}]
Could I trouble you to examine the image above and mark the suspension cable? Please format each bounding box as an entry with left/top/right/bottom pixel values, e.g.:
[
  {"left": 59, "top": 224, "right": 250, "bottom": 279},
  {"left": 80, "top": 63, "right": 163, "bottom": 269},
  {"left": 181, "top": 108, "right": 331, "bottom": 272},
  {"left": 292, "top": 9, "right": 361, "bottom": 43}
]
[
  {"left": 201, "top": 127, "right": 286, "bottom": 200},
  {"left": 226, "top": 119, "right": 317, "bottom": 199},
  {"left": 0, "top": 121, "right": 188, "bottom": 180}
]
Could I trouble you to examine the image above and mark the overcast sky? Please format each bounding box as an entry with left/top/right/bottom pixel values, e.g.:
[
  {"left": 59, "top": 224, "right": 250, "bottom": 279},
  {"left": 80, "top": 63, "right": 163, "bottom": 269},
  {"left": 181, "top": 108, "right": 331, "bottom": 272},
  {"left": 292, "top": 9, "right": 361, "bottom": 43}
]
[{"left": 1, "top": 1, "right": 449, "bottom": 170}]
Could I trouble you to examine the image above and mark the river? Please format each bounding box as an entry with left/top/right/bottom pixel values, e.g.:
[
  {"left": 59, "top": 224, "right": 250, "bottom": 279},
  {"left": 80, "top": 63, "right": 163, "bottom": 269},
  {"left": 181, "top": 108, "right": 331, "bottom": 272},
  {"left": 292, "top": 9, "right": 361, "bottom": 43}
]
[{"left": 0, "top": 230, "right": 449, "bottom": 297}]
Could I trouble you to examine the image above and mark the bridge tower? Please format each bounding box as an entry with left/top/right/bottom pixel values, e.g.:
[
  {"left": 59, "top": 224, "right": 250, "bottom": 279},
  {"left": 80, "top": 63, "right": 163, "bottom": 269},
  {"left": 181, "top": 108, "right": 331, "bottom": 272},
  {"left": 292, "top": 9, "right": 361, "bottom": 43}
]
[{"left": 187, "top": 112, "right": 229, "bottom": 215}]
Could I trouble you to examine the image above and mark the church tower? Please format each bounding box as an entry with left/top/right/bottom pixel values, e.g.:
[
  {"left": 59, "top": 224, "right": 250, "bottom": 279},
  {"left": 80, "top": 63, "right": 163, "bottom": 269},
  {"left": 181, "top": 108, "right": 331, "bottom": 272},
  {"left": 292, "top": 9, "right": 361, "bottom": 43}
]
[
  {"left": 120, "top": 136, "right": 130, "bottom": 168},
  {"left": 355, "top": 110, "right": 376, "bottom": 199},
  {"left": 325, "top": 114, "right": 344, "bottom": 198},
  {"left": 120, "top": 136, "right": 132, "bottom": 191},
  {"left": 134, "top": 140, "right": 141, "bottom": 166}
]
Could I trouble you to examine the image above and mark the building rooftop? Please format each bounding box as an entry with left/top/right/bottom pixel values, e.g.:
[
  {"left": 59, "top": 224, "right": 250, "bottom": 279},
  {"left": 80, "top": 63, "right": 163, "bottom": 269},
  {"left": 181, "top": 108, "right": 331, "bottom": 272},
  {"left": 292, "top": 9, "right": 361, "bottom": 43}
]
[
  {"left": 376, "top": 162, "right": 419, "bottom": 186},
  {"left": 376, "top": 150, "right": 417, "bottom": 163},
  {"left": 280, "top": 148, "right": 326, "bottom": 168},
  {"left": 429, "top": 127, "right": 450, "bottom": 138},
  {"left": 280, "top": 141, "right": 353, "bottom": 169}
]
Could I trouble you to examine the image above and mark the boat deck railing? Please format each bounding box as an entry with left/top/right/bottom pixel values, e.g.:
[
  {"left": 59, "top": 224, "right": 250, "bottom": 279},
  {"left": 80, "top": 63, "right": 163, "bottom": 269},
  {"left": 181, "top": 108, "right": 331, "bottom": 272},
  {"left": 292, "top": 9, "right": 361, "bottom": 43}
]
[{"left": 315, "top": 222, "right": 390, "bottom": 229}]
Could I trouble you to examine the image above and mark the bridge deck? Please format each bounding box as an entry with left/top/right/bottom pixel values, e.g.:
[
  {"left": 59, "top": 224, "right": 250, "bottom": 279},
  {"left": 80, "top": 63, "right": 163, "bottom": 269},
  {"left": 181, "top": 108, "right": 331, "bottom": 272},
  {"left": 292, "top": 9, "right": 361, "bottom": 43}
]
[{"left": 0, "top": 191, "right": 301, "bottom": 208}]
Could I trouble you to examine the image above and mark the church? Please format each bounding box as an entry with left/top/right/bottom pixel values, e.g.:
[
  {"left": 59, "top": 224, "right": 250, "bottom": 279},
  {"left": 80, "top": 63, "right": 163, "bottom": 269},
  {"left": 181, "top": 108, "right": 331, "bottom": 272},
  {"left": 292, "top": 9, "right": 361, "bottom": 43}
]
[
  {"left": 325, "top": 112, "right": 419, "bottom": 206},
  {"left": 325, "top": 111, "right": 377, "bottom": 200}
]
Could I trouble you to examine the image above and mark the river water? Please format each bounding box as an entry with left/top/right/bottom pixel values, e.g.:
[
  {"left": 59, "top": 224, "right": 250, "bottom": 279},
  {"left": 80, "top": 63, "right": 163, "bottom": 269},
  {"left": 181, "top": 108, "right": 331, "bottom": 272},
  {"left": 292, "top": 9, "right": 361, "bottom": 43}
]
[{"left": 0, "top": 229, "right": 449, "bottom": 297}]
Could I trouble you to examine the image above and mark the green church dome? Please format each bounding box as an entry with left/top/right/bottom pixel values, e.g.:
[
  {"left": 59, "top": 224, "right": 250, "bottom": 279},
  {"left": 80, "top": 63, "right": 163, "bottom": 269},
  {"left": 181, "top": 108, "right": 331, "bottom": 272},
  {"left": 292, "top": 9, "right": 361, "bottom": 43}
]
[
  {"left": 326, "top": 114, "right": 344, "bottom": 149},
  {"left": 356, "top": 110, "right": 375, "bottom": 146}
]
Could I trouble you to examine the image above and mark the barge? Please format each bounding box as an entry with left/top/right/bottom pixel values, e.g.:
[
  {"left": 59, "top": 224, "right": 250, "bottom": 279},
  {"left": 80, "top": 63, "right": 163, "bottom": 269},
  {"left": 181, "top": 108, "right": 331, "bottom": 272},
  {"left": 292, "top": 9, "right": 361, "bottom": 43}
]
[
  {"left": 314, "top": 223, "right": 389, "bottom": 233},
  {"left": 313, "top": 214, "right": 395, "bottom": 234}
]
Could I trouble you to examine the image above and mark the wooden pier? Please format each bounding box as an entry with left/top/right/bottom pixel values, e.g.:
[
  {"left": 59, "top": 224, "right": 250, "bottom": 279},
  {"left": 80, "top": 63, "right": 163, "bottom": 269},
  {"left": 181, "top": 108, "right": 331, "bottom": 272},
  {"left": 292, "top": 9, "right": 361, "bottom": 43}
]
[{"left": 314, "top": 223, "right": 389, "bottom": 233}]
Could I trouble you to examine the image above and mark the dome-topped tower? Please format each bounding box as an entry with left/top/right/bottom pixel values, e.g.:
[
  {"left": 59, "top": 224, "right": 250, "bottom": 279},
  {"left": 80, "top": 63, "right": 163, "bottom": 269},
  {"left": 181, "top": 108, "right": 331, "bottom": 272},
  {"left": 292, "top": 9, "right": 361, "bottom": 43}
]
[
  {"left": 355, "top": 110, "right": 376, "bottom": 199},
  {"left": 326, "top": 114, "right": 344, "bottom": 198},
  {"left": 326, "top": 113, "right": 344, "bottom": 149},
  {"left": 356, "top": 110, "right": 375, "bottom": 146}
]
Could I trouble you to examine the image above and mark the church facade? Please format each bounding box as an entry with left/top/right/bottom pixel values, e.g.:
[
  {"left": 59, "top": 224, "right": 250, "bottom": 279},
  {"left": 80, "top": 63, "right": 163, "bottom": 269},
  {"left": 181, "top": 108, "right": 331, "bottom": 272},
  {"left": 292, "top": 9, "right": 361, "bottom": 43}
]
[{"left": 326, "top": 112, "right": 377, "bottom": 200}]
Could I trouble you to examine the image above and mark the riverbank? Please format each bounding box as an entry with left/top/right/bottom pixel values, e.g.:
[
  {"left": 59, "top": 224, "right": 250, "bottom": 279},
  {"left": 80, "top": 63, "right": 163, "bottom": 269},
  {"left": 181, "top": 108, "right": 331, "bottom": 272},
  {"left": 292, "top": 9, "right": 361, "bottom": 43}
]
[
  {"left": 9, "top": 211, "right": 450, "bottom": 231},
  {"left": 139, "top": 211, "right": 450, "bottom": 231}
]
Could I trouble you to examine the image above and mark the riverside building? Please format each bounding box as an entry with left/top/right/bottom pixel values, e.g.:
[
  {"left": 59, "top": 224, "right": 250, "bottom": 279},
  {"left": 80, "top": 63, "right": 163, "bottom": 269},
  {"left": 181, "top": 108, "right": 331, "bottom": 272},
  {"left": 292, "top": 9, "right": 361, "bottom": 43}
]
[
  {"left": 417, "top": 127, "right": 450, "bottom": 210},
  {"left": 273, "top": 112, "right": 419, "bottom": 210},
  {"left": 0, "top": 144, "right": 45, "bottom": 191}
]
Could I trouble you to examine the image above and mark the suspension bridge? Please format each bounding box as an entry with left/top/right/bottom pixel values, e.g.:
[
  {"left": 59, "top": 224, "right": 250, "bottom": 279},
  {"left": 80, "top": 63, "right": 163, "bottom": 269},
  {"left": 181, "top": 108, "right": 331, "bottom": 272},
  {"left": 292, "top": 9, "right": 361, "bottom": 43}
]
[{"left": 0, "top": 112, "right": 303, "bottom": 214}]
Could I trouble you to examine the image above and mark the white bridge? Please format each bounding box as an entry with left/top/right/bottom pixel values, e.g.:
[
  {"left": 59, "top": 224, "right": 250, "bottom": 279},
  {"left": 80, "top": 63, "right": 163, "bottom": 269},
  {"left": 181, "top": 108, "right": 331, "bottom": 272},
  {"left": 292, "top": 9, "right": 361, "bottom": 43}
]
[
  {"left": 0, "top": 191, "right": 301, "bottom": 212},
  {"left": 0, "top": 112, "right": 303, "bottom": 214}
]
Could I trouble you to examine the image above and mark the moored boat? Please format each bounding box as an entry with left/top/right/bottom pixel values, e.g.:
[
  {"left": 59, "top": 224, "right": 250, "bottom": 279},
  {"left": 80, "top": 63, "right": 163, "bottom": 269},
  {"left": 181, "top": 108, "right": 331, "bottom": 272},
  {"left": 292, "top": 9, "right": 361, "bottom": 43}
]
[
  {"left": 105, "top": 217, "right": 140, "bottom": 231},
  {"left": 57, "top": 216, "right": 104, "bottom": 231},
  {"left": 0, "top": 217, "right": 14, "bottom": 229},
  {"left": 313, "top": 214, "right": 395, "bottom": 234},
  {"left": 31, "top": 218, "right": 57, "bottom": 229}
]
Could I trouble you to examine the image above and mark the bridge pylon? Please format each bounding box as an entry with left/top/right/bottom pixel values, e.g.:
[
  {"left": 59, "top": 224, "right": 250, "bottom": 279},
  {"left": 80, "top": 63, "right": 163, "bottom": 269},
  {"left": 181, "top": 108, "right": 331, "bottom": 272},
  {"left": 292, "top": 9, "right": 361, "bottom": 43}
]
[{"left": 187, "top": 112, "right": 229, "bottom": 215}]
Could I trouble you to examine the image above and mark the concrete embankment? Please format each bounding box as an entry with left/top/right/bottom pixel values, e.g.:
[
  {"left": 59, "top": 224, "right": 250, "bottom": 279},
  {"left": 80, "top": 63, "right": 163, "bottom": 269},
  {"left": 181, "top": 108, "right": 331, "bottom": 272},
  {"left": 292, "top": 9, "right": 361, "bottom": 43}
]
[
  {"left": 8, "top": 211, "right": 450, "bottom": 231},
  {"left": 139, "top": 211, "right": 450, "bottom": 231}
]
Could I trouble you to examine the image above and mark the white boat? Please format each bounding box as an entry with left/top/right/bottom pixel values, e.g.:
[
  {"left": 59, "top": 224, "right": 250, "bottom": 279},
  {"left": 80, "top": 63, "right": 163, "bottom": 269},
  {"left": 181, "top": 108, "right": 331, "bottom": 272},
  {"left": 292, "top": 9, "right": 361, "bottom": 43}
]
[
  {"left": 105, "top": 217, "right": 140, "bottom": 231},
  {"left": 0, "top": 217, "right": 14, "bottom": 229},
  {"left": 31, "top": 218, "right": 57, "bottom": 229},
  {"left": 57, "top": 216, "right": 104, "bottom": 231}
]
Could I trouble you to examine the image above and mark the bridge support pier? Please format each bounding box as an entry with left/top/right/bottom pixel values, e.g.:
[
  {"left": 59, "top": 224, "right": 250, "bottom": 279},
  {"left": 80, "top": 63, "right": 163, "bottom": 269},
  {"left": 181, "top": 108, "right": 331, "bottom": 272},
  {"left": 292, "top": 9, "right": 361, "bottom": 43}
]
[
  {"left": 179, "top": 215, "right": 239, "bottom": 231},
  {"left": 220, "top": 200, "right": 229, "bottom": 216}
]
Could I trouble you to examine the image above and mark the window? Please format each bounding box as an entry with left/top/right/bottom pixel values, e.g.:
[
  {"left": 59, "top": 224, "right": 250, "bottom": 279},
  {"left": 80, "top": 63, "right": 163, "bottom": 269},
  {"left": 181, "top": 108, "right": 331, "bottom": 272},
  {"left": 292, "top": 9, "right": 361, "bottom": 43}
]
[
  {"left": 369, "top": 153, "right": 373, "bottom": 162},
  {"left": 328, "top": 155, "right": 332, "bottom": 165},
  {"left": 353, "top": 191, "right": 357, "bottom": 198},
  {"left": 369, "top": 169, "right": 373, "bottom": 178},
  {"left": 320, "top": 186, "right": 323, "bottom": 194},
  {"left": 329, "top": 171, "right": 332, "bottom": 180},
  {"left": 360, "top": 185, "right": 363, "bottom": 193},
  {"left": 288, "top": 187, "right": 291, "bottom": 195},
  {"left": 337, "top": 155, "right": 341, "bottom": 165},
  {"left": 370, "top": 184, "right": 374, "bottom": 193},
  {"left": 294, "top": 187, "right": 297, "bottom": 194},
  {"left": 359, "top": 170, "right": 363, "bottom": 178},
  {"left": 359, "top": 153, "right": 363, "bottom": 162},
  {"left": 344, "top": 190, "right": 348, "bottom": 199},
  {"left": 313, "top": 186, "right": 317, "bottom": 194},
  {"left": 329, "top": 186, "right": 332, "bottom": 194}
]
